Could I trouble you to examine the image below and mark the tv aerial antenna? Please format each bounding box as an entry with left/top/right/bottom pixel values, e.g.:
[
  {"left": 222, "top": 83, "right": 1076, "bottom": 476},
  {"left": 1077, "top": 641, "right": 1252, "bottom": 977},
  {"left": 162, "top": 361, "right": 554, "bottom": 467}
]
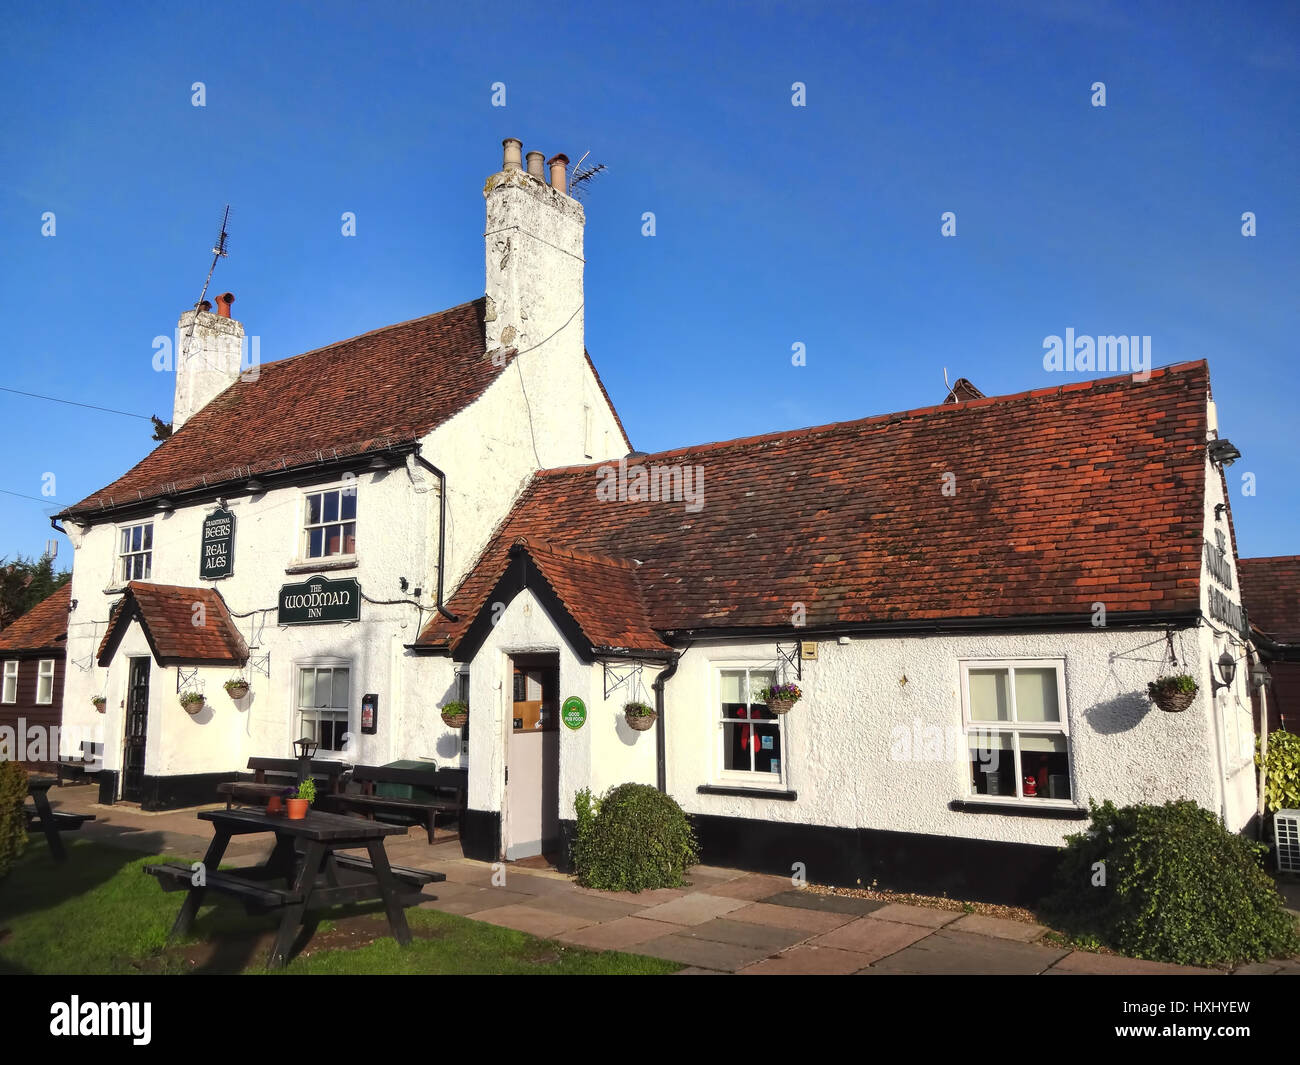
[
  {"left": 568, "top": 152, "right": 607, "bottom": 200},
  {"left": 178, "top": 205, "right": 232, "bottom": 370}
]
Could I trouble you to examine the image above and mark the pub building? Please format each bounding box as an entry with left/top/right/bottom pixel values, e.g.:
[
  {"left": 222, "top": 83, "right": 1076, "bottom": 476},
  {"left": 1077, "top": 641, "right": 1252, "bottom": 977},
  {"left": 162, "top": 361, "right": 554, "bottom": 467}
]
[{"left": 54, "top": 138, "right": 1260, "bottom": 903}]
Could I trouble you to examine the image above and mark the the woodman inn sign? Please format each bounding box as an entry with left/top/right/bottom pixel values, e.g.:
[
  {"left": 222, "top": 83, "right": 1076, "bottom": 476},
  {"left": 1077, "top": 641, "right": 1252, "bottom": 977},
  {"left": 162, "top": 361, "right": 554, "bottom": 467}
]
[
  {"left": 1204, "top": 530, "right": 1249, "bottom": 637},
  {"left": 199, "top": 507, "right": 235, "bottom": 580},
  {"left": 278, "top": 574, "right": 361, "bottom": 625}
]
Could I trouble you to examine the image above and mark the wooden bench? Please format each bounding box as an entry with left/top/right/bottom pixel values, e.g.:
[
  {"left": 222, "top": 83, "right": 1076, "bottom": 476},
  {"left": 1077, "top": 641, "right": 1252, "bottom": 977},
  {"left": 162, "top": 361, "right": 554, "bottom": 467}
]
[
  {"left": 26, "top": 774, "right": 95, "bottom": 861},
  {"left": 319, "top": 765, "right": 466, "bottom": 844},
  {"left": 217, "top": 757, "right": 350, "bottom": 809},
  {"left": 330, "top": 852, "right": 446, "bottom": 893},
  {"left": 144, "top": 861, "right": 303, "bottom": 912},
  {"left": 57, "top": 741, "right": 104, "bottom": 786}
]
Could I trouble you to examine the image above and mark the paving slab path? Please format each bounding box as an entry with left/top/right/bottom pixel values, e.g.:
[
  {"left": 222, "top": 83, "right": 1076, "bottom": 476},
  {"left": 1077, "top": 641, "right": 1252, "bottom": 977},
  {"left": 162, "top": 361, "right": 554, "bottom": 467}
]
[{"left": 44, "top": 785, "right": 1298, "bottom": 975}]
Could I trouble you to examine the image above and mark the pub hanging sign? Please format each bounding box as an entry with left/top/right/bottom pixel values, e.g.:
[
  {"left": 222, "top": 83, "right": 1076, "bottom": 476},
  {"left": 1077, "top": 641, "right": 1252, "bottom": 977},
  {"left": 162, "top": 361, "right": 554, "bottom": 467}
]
[
  {"left": 278, "top": 574, "right": 361, "bottom": 625},
  {"left": 200, "top": 507, "right": 236, "bottom": 580}
]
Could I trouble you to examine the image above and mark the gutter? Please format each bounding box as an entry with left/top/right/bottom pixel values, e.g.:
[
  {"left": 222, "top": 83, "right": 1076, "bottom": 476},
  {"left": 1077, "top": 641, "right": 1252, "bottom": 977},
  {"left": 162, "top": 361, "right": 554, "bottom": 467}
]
[
  {"left": 411, "top": 447, "right": 458, "bottom": 623},
  {"left": 652, "top": 648, "right": 685, "bottom": 793}
]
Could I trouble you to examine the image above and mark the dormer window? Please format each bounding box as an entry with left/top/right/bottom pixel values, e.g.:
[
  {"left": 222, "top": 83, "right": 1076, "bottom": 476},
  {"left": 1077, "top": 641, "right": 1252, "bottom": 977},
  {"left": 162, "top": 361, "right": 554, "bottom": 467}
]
[
  {"left": 304, "top": 487, "right": 357, "bottom": 559},
  {"left": 119, "top": 522, "right": 153, "bottom": 581}
]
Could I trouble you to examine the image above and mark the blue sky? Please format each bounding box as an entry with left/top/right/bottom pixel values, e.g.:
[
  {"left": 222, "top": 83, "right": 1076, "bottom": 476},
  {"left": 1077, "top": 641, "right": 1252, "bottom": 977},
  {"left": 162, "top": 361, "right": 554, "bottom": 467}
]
[{"left": 1, "top": 0, "right": 1297, "bottom": 564}]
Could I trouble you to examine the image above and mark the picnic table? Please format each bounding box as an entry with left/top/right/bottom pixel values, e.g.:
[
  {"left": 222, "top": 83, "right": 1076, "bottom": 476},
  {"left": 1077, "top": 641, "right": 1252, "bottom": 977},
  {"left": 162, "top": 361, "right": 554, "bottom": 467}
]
[
  {"left": 144, "top": 807, "right": 445, "bottom": 969},
  {"left": 26, "top": 774, "right": 95, "bottom": 861},
  {"left": 217, "top": 756, "right": 349, "bottom": 810}
]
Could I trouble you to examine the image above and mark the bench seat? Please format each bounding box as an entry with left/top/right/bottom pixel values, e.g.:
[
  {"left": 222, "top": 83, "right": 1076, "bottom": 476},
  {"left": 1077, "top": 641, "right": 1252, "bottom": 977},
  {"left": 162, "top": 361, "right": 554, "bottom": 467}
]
[{"left": 144, "top": 862, "right": 303, "bottom": 910}]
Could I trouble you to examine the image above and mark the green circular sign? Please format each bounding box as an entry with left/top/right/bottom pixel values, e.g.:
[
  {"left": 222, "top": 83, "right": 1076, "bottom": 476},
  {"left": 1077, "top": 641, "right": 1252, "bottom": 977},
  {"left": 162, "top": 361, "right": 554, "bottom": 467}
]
[{"left": 561, "top": 696, "right": 587, "bottom": 730}]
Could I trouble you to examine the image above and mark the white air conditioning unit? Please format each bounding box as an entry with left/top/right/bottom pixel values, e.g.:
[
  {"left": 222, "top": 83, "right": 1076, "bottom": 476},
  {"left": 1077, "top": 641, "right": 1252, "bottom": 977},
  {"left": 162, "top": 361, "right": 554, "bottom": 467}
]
[{"left": 1274, "top": 810, "right": 1300, "bottom": 874}]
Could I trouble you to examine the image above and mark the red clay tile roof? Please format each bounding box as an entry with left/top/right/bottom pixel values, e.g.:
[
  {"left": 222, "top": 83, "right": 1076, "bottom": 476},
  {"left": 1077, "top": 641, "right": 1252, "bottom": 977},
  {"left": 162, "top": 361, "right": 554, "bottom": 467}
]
[
  {"left": 419, "top": 361, "right": 1212, "bottom": 651},
  {"left": 0, "top": 584, "right": 70, "bottom": 653},
  {"left": 1239, "top": 556, "right": 1300, "bottom": 644},
  {"left": 59, "top": 299, "right": 508, "bottom": 517},
  {"left": 97, "top": 582, "right": 248, "bottom": 665}
]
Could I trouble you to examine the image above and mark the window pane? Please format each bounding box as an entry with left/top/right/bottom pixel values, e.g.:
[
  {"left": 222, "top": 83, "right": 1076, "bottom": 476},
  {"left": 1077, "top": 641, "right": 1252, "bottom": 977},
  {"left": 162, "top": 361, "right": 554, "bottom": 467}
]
[
  {"left": 308, "top": 527, "right": 324, "bottom": 558},
  {"left": 307, "top": 493, "right": 321, "bottom": 525},
  {"left": 1014, "top": 668, "right": 1060, "bottom": 723},
  {"left": 1018, "top": 734, "right": 1071, "bottom": 799},
  {"left": 968, "top": 669, "right": 1010, "bottom": 721},
  {"left": 722, "top": 721, "right": 756, "bottom": 772},
  {"left": 720, "top": 671, "right": 744, "bottom": 705},
  {"left": 121, "top": 529, "right": 131, "bottom": 553},
  {"left": 323, "top": 491, "right": 339, "bottom": 523},
  {"left": 325, "top": 525, "right": 342, "bottom": 556},
  {"left": 331, "top": 669, "right": 350, "bottom": 708},
  {"left": 131, "top": 525, "right": 142, "bottom": 551},
  {"left": 969, "top": 732, "right": 1014, "bottom": 795},
  {"left": 142, "top": 523, "right": 153, "bottom": 549},
  {"left": 342, "top": 523, "right": 356, "bottom": 554},
  {"left": 141, "top": 554, "right": 151, "bottom": 579},
  {"left": 300, "top": 716, "right": 318, "bottom": 745},
  {"left": 752, "top": 722, "right": 782, "bottom": 773},
  {"left": 341, "top": 491, "right": 357, "bottom": 520},
  {"left": 298, "top": 669, "right": 315, "bottom": 709},
  {"left": 749, "top": 670, "right": 775, "bottom": 701}
]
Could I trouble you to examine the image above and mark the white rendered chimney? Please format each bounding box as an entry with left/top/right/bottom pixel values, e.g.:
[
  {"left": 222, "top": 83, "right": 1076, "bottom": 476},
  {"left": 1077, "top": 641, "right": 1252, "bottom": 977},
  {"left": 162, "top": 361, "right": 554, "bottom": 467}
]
[
  {"left": 172, "top": 293, "right": 244, "bottom": 431},
  {"left": 483, "top": 139, "right": 586, "bottom": 451}
]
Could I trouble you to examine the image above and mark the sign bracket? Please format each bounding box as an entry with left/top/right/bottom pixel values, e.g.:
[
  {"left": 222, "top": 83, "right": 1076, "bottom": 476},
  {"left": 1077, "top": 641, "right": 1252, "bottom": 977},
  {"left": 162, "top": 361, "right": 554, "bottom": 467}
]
[{"left": 603, "top": 661, "right": 644, "bottom": 701}]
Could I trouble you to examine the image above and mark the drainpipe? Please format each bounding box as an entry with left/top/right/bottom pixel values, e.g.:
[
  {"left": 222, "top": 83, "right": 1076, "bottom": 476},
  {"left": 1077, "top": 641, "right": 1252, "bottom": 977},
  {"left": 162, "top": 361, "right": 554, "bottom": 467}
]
[
  {"left": 412, "top": 447, "right": 458, "bottom": 623},
  {"left": 652, "top": 649, "right": 684, "bottom": 793}
]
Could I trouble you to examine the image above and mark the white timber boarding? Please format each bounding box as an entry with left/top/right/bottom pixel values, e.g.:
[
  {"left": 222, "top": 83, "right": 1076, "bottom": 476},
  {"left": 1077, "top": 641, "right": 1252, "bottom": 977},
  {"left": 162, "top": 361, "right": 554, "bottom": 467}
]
[{"left": 56, "top": 138, "right": 626, "bottom": 800}]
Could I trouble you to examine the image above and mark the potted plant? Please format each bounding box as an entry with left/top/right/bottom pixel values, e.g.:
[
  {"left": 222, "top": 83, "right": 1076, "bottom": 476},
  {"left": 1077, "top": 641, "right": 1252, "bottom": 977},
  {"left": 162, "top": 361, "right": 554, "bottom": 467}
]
[
  {"left": 1147, "top": 674, "right": 1198, "bottom": 713},
  {"left": 287, "top": 778, "right": 315, "bottom": 820},
  {"left": 757, "top": 682, "right": 803, "bottom": 715},
  {"left": 440, "top": 700, "right": 468, "bottom": 728},
  {"left": 267, "top": 786, "right": 295, "bottom": 816},
  {"left": 179, "top": 691, "right": 205, "bottom": 715},
  {"left": 91, "top": 696, "right": 106, "bottom": 714},
  {"left": 224, "top": 678, "right": 250, "bottom": 700},
  {"left": 624, "top": 700, "right": 657, "bottom": 731}
]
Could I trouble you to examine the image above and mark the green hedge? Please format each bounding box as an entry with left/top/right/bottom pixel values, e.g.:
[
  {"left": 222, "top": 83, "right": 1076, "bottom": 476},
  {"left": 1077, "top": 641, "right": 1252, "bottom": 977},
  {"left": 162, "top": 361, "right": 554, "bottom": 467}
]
[
  {"left": 572, "top": 783, "right": 699, "bottom": 892},
  {"left": 0, "top": 760, "right": 29, "bottom": 879},
  {"left": 1043, "top": 799, "right": 1299, "bottom": 966},
  {"left": 1259, "top": 730, "right": 1300, "bottom": 814}
]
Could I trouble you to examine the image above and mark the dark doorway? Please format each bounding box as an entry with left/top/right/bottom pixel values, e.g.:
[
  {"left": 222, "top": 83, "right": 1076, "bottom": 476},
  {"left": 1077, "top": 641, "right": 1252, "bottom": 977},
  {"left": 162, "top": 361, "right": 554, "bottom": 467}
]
[{"left": 121, "top": 657, "right": 150, "bottom": 803}]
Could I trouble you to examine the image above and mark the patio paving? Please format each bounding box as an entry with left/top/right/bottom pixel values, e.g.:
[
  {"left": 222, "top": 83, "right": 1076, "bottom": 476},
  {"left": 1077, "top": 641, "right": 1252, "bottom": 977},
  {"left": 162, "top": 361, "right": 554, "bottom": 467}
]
[{"left": 40, "top": 786, "right": 1300, "bottom": 976}]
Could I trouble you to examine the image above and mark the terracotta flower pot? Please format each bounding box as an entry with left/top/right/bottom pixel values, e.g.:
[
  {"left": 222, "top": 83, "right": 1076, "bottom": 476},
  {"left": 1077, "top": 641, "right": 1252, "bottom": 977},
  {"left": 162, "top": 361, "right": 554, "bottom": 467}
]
[
  {"left": 266, "top": 795, "right": 284, "bottom": 815},
  {"left": 625, "top": 709, "right": 657, "bottom": 732},
  {"left": 286, "top": 798, "right": 308, "bottom": 820}
]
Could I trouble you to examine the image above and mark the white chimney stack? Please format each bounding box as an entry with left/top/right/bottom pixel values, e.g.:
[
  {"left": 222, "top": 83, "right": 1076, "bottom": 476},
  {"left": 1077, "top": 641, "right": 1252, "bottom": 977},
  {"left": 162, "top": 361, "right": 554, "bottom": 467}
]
[
  {"left": 172, "top": 295, "right": 244, "bottom": 432},
  {"left": 483, "top": 137, "right": 586, "bottom": 466}
]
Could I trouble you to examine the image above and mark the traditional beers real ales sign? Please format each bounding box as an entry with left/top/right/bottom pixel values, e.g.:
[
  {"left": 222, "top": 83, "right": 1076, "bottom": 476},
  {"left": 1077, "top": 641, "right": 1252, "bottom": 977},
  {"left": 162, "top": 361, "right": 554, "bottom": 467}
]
[{"left": 200, "top": 508, "right": 235, "bottom": 580}]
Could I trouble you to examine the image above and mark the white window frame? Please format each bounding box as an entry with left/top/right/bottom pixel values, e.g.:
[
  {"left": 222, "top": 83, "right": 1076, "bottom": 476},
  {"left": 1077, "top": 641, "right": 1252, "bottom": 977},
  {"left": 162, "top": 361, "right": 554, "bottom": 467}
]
[
  {"left": 958, "top": 658, "right": 1074, "bottom": 806},
  {"left": 300, "top": 484, "right": 358, "bottom": 562},
  {"left": 713, "top": 663, "right": 787, "bottom": 789},
  {"left": 1, "top": 661, "right": 17, "bottom": 704},
  {"left": 293, "top": 658, "right": 353, "bottom": 756},
  {"left": 118, "top": 521, "right": 154, "bottom": 582},
  {"left": 35, "top": 659, "right": 55, "bottom": 705}
]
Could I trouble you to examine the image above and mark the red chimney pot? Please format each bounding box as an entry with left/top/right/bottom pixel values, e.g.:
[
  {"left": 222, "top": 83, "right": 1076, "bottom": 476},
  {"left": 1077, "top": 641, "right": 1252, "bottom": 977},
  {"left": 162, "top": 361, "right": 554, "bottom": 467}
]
[{"left": 216, "top": 292, "right": 235, "bottom": 318}]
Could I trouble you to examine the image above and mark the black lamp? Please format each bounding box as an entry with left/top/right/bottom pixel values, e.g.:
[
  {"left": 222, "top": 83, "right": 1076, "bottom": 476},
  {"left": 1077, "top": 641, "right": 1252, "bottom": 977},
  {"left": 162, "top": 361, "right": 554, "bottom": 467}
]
[
  {"left": 294, "top": 736, "right": 318, "bottom": 783},
  {"left": 1251, "top": 665, "right": 1273, "bottom": 692},
  {"left": 1207, "top": 439, "right": 1242, "bottom": 467},
  {"left": 1210, "top": 652, "right": 1237, "bottom": 694}
]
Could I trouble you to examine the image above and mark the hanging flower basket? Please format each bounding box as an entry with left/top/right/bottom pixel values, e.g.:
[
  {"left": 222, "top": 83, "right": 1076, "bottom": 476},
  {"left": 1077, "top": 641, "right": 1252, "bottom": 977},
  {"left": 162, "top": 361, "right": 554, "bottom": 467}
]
[
  {"left": 757, "top": 682, "right": 803, "bottom": 715},
  {"left": 440, "top": 701, "right": 469, "bottom": 728},
  {"left": 179, "top": 692, "right": 205, "bottom": 716},
  {"left": 91, "top": 696, "right": 106, "bottom": 714},
  {"left": 1147, "top": 675, "right": 1197, "bottom": 713},
  {"left": 224, "top": 679, "right": 250, "bottom": 700},
  {"left": 624, "top": 701, "right": 657, "bottom": 731}
]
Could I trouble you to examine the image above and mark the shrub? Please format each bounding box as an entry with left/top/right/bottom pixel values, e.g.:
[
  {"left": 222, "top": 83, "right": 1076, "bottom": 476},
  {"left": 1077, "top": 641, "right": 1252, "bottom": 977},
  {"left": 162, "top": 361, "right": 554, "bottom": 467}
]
[
  {"left": 297, "top": 778, "right": 317, "bottom": 805},
  {"left": 572, "top": 783, "right": 699, "bottom": 892},
  {"left": 1043, "top": 799, "right": 1300, "bottom": 966},
  {"left": 1258, "top": 730, "right": 1300, "bottom": 814},
  {"left": 0, "top": 761, "right": 29, "bottom": 879}
]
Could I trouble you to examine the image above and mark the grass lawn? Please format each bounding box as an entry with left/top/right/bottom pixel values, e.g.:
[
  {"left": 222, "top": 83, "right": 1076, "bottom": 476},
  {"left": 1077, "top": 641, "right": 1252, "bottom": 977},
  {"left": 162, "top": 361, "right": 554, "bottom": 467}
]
[{"left": 0, "top": 840, "right": 679, "bottom": 975}]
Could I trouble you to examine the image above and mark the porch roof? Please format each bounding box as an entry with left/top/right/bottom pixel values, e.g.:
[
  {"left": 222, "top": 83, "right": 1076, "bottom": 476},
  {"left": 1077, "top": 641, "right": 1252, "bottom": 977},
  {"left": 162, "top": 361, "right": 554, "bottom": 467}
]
[{"left": 97, "top": 582, "right": 248, "bottom": 666}]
